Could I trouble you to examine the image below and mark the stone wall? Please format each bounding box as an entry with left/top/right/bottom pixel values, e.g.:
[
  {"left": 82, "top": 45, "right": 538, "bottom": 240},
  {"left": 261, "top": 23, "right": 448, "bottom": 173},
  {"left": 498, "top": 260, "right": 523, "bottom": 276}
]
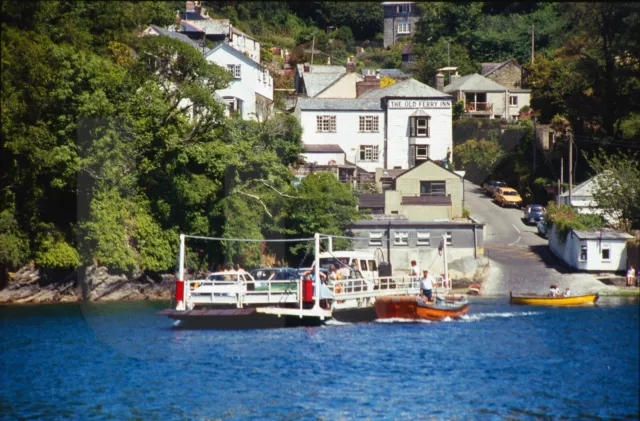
[{"left": 485, "top": 61, "right": 523, "bottom": 90}]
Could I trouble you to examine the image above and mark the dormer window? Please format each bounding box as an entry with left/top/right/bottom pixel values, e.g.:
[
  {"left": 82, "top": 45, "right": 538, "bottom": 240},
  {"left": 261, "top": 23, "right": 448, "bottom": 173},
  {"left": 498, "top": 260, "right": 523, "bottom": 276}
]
[
  {"left": 410, "top": 116, "right": 430, "bottom": 137},
  {"left": 397, "top": 4, "right": 411, "bottom": 13}
]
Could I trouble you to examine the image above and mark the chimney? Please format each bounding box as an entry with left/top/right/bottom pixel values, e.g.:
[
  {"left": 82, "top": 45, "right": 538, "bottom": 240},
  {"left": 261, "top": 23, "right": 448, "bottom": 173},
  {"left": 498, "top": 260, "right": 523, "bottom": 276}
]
[
  {"left": 357, "top": 72, "right": 381, "bottom": 97},
  {"left": 185, "top": 1, "right": 195, "bottom": 12},
  {"left": 303, "top": 63, "right": 311, "bottom": 73},
  {"left": 346, "top": 61, "right": 356, "bottom": 73},
  {"left": 435, "top": 72, "right": 444, "bottom": 92},
  {"left": 375, "top": 69, "right": 381, "bottom": 79},
  {"left": 450, "top": 71, "right": 459, "bottom": 84}
]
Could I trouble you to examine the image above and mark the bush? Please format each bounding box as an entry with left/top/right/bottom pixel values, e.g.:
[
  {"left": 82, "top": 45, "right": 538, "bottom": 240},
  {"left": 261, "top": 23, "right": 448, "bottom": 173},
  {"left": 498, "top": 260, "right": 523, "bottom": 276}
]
[
  {"left": 35, "top": 236, "right": 80, "bottom": 269},
  {"left": 545, "top": 203, "right": 606, "bottom": 244}
]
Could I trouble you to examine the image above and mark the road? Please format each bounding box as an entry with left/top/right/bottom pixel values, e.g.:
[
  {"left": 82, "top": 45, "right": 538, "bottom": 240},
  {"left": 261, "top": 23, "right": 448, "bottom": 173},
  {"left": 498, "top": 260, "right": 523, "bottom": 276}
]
[{"left": 463, "top": 180, "right": 610, "bottom": 296}]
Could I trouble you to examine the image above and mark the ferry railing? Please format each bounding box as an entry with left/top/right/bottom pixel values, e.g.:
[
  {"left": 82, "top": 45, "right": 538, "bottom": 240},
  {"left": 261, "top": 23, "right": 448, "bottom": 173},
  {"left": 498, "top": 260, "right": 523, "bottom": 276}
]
[{"left": 185, "top": 278, "right": 300, "bottom": 308}]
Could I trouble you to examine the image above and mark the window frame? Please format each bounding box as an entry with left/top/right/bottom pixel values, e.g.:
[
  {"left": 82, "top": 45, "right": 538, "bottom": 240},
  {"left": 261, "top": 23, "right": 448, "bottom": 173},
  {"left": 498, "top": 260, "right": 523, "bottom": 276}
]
[
  {"left": 601, "top": 244, "right": 611, "bottom": 262},
  {"left": 410, "top": 116, "right": 430, "bottom": 137},
  {"left": 359, "top": 115, "right": 379, "bottom": 133},
  {"left": 316, "top": 115, "right": 337, "bottom": 133},
  {"left": 227, "top": 64, "right": 241, "bottom": 79},
  {"left": 579, "top": 245, "right": 588, "bottom": 262},
  {"left": 394, "top": 231, "right": 409, "bottom": 246},
  {"left": 417, "top": 232, "right": 430, "bottom": 246},
  {"left": 420, "top": 181, "right": 446, "bottom": 197},
  {"left": 415, "top": 144, "right": 430, "bottom": 159},
  {"left": 509, "top": 95, "right": 518, "bottom": 106},
  {"left": 369, "top": 231, "right": 383, "bottom": 247},
  {"left": 397, "top": 22, "right": 411, "bottom": 34},
  {"left": 359, "top": 145, "right": 380, "bottom": 161}
]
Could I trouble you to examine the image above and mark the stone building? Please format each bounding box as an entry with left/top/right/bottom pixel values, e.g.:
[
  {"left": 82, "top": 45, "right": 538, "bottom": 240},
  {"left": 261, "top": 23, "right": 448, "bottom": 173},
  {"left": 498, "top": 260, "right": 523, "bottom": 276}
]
[{"left": 382, "top": 2, "right": 421, "bottom": 48}]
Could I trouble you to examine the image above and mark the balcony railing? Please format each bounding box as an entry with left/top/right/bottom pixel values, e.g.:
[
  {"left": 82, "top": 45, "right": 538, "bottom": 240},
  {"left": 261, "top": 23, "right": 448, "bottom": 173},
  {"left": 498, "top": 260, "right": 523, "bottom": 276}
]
[{"left": 465, "top": 102, "right": 493, "bottom": 113}]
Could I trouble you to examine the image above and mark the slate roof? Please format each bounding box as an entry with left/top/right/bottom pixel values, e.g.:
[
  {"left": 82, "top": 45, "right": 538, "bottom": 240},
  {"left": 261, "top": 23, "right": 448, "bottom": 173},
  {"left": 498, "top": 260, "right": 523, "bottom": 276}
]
[
  {"left": 148, "top": 25, "right": 203, "bottom": 51},
  {"left": 401, "top": 196, "right": 452, "bottom": 206},
  {"left": 359, "top": 194, "right": 385, "bottom": 209},
  {"left": 481, "top": 58, "right": 520, "bottom": 77},
  {"left": 303, "top": 144, "right": 345, "bottom": 153},
  {"left": 304, "top": 73, "right": 346, "bottom": 97},
  {"left": 205, "top": 42, "right": 265, "bottom": 69},
  {"left": 443, "top": 73, "right": 507, "bottom": 93},
  {"left": 182, "top": 19, "right": 229, "bottom": 35},
  {"left": 296, "top": 64, "right": 346, "bottom": 75},
  {"left": 558, "top": 176, "right": 602, "bottom": 198},
  {"left": 297, "top": 98, "right": 383, "bottom": 111},
  {"left": 359, "top": 78, "right": 451, "bottom": 99},
  {"left": 379, "top": 168, "right": 408, "bottom": 179},
  {"left": 573, "top": 229, "right": 633, "bottom": 240}
]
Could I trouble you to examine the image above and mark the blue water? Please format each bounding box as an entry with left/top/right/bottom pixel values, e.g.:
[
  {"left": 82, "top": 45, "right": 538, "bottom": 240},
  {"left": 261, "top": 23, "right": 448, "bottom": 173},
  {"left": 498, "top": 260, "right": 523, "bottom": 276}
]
[{"left": 1, "top": 297, "right": 638, "bottom": 421}]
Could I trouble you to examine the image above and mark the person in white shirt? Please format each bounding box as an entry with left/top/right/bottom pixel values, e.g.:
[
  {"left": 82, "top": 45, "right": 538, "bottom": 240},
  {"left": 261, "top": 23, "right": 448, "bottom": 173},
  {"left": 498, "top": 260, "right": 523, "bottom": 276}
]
[
  {"left": 420, "top": 270, "right": 436, "bottom": 302},
  {"left": 562, "top": 287, "right": 571, "bottom": 297},
  {"left": 627, "top": 266, "right": 636, "bottom": 287},
  {"left": 410, "top": 260, "right": 420, "bottom": 287}
]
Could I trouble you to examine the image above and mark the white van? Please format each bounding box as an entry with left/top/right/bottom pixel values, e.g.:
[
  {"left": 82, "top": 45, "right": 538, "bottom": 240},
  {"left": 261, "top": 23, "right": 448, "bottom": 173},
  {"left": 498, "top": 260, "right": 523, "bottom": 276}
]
[{"left": 317, "top": 251, "right": 379, "bottom": 281}]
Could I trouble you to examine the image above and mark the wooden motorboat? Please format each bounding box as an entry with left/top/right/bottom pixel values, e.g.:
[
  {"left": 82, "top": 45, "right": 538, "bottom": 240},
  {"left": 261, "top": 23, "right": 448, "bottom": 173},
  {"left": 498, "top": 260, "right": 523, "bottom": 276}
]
[
  {"left": 375, "top": 295, "right": 469, "bottom": 321},
  {"left": 509, "top": 291, "right": 599, "bottom": 306}
]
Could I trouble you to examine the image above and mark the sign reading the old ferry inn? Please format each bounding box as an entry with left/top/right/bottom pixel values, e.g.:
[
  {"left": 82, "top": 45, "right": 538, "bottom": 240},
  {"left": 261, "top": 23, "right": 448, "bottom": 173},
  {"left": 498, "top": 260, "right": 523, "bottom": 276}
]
[{"left": 388, "top": 100, "right": 451, "bottom": 109}]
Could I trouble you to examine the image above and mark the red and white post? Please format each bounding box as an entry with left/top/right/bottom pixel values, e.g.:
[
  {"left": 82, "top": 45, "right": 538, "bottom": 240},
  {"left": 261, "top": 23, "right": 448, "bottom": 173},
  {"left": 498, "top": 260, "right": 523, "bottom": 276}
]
[{"left": 175, "top": 234, "right": 186, "bottom": 310}]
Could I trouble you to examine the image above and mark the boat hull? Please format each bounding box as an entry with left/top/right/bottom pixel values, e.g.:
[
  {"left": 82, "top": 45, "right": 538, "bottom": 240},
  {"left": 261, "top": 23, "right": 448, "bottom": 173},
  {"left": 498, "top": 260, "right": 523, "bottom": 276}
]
[
  {"left": 509, "top": 292, "right": 599, "bottom": 306},
  {"left": 374, "top": 295, "right": 469, "bottom": 321},
  {"left": 158, "top": 308, "right": 324, "bottom": 329}
]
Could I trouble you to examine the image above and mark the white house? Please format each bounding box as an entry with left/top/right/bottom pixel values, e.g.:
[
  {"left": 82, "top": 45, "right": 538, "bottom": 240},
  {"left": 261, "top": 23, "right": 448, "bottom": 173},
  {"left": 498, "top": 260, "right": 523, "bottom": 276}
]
[
  {"left": 442, "top": 73, "right": 530, "bottom": 120},
  {"left": 205, "top": 43, "right": 273, "bottom": 121},
  {"left": 557, "top": 174, "right": 622, "bottom": 225},
  {"left": 294, "top": 78, "right": 453, "bottom": 172},
  {"left": 549, "top": 226, "right": 632, "bottom": 272}
]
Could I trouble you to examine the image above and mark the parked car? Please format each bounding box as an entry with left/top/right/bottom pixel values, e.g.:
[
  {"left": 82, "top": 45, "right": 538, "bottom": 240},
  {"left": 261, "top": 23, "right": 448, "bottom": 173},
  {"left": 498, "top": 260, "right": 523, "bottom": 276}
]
[
  {"left": 483, "top": 180, "right": 507, "bottom": 196},
  {"left": 537, "top": 220, "right": 548, "bottom": 238},
  {"left": 249, "top": 267, "right": 300, "bottom": 291},
  {"left": 524, "top": 204, "right": 545, "bottom": 224},
  {"left": 494, "top": 187, "right": 523, "bottom": 208}
]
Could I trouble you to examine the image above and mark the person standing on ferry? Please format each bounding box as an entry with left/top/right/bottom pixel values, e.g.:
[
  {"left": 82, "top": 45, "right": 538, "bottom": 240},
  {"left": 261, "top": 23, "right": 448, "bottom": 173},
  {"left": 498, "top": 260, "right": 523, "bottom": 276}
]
[{"left": 420, "top": 270, "right": 436, "bottom": 302}]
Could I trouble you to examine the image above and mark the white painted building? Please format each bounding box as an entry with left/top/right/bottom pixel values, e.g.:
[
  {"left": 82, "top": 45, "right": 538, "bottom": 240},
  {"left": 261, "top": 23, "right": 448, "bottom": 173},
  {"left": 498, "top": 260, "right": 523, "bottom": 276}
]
[
  {"left": 294, "top": 79, "right": 453, "bottom": 172},
  {"left": 549, "top": 226, "right": 632, "bottom": 272},
  {"left": 205, "top": 43, "right": 273, "bottom": 121}
]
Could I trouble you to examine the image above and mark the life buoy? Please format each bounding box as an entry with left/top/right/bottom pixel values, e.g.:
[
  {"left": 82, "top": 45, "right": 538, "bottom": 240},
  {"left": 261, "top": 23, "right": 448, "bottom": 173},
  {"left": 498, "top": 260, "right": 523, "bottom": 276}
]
[{"left": 334, "top": 283, "right": 343, "bottom": 295}]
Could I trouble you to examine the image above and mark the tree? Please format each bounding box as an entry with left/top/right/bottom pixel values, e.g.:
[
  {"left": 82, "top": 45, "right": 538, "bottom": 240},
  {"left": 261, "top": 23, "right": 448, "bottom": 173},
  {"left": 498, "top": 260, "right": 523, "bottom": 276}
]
[
  {"left": 287, "top": 173, "right": 360, "bottom": 258},
  {"left": 454, "top": 138, "right": 505, "bottom": 173},
  {"left": 586, "top": 149, "right": 640, "bottom": 232}
]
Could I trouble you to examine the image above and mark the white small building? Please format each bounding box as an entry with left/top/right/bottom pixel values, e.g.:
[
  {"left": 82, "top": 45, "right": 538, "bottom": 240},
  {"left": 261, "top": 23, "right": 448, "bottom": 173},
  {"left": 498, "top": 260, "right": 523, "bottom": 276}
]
[
  {"left": 294, "top": 78, "right": 453, "bottom": 172},
  {"left": 205, "top": 43, "right": 273, "bottom": 121},
  {"left": 549, "top": 226, "right": 632, "bottom": 272}
]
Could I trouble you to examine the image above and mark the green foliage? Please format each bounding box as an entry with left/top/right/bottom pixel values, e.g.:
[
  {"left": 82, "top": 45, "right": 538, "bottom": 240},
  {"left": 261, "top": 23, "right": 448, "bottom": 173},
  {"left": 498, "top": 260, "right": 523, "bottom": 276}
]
[
  {"left": 454, "top": 139, "right": 505, "bottom": 172},
  {"left": 545, "top": 203, "right": 605, "bottom": 244},
  {"left": 34, "top": 229, "right": 80, "bottom": 269},
  {"left": 0, "top": 207, "right": 30, "bottom": 269},
  {"left": 586, "top": 149, "right": 640, "bottom": 231},
  {"left": 462, "top": 207, "right": 471, "bottom": 219},
  {"left": 412, "top": 38, "right": 477, "bottom": 87},
  {"left": 452, "top": 100, "right": 465, "bottom": 121},
  {"left": 287, "top": 173, "right": 361, "bottom": 256}
]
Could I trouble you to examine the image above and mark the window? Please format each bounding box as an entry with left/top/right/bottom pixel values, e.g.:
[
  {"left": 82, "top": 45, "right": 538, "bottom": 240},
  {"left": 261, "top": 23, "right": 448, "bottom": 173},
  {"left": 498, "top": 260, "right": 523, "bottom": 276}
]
[
  {"left": 359, "top": 116, "right": 379, "bottom": 132},
  {"left": 397, "top": 22, "right": 411, "bottom": 34},
  {"left": 316, "top": 115, "right": 336, "bottom": 132},
  {"left": 410, "top": 117, "right": 430, "bottom": 137},
  {"left": 580, "top": 245, "right": 587, "bottom": 261},
  {"left": 227, "top": 64, "right": 241, "bottom": 79},
  {"left": 417, "top": 232, "right": 430, "bottom": 246},
  {"left": 445, "top": 232, "right": 452, "bottom": 246},
  {"left": 394, "top": 231, "right": 409, "bottom": 246},
  {"left": 510, "top": 95, "right": 518, "bottom": 106},
  {"left": 359, "top": 145, "right": 380, "bottom": 161},
  {"left": 360, "top": 260, "right": 368, "bottom": 271},
  {"left": 368, "top": 260, "right": 377, "bottom": 271},
  {"left": 420, "top": 181, "right": 446, "bottom": 196},
  {"left": 601, "top": 244, "right": 611, "bottom": 261},
  {"left": 397, "top": 4, "right": 411, "bottom": 14},
  {"left": 416, "top": 145, "right": 429, "bottom": 159},
  {"left": 369, "top": 232, "right": 383, "bottom": 247}
]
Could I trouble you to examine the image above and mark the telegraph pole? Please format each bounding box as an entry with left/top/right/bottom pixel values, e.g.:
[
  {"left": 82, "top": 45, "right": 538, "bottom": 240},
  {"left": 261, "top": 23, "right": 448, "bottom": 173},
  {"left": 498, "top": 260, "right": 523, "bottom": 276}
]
[
  {"left": 532, "top": 114, "right": 537, "bottom": 173},
  {"left": 311, "top": 34, "right": 316, "bottom": 66},
  {"left": 560, "top": 157, "right": 564, "bottom": 194},
  {"left": 568, "top": 131, "right": 573, "bottom": 204},
  {"left": 531, "top": 24, "right": 535, "bottom": 64}
]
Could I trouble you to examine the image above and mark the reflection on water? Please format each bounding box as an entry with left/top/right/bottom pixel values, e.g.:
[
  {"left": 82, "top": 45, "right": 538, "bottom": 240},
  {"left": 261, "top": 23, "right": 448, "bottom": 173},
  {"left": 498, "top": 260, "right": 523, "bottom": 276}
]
[{"left": 1, "top": 297, "right": 638, "bottom": 420}]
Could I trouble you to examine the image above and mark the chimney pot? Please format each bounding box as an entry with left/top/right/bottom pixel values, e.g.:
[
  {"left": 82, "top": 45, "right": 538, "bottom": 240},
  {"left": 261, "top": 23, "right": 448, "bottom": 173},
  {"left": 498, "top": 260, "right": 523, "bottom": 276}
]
[
  {"left": 303, "top": 64, "right": 310, "bottom": 73},
  {"left": 435, "top": 72, "right": 445, "bottom": 92}
]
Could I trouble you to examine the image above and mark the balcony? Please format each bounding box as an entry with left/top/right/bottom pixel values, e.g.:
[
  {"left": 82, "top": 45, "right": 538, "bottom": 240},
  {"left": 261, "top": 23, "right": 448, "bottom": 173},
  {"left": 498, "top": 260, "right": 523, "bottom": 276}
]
[{"left": 465, "top": 102, "right": 493, "bottom": 114}]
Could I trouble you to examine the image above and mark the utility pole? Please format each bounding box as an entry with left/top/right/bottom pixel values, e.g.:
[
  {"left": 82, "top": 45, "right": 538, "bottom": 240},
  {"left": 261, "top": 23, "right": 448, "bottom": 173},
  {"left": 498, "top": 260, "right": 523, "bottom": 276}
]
[
  {"left": 533, "top": 114, "right": 537, "bottom": 173},
  {"left": 531, "top": 24, "right": 535, "bottom": 64},
  {"left": 560, "top": 157, "right": 564, "bottom": 194},
  {"left": 447, "top": 41, "right": 450, "bottom": 67},
  {"left": 568, "top": 130, "right": 573, "bottom": 204},
  {"left": 310, "top": 34, "right": 316, "bottom": 66}
]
